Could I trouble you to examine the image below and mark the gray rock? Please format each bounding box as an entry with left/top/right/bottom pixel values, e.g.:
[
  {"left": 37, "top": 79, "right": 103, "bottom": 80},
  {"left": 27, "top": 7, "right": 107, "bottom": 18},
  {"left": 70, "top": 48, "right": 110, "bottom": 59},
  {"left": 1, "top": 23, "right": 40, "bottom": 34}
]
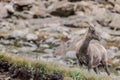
[
  {"left": 44, "top": 49, "right": 54, "bottom": 54},
  {"left": 92, "top": 5, "right": 111, "bottom": 26},
  {"left": 18, "top": 46, "right": 37, "bottom": 53},
  {"left": 0, "top": 39, "right": 14, "bottom": 45},
  {"left": 8, "top": 29, "right": 29, "bottom": 38},
  {"left": 40, "top": 44, "right": 49, "bottom": 48},
  {"left": 107, "top": 46, "right": 119, "bottom": 58},
  {"left": 50, "top": 3, "right": 75, "bottom": 17},
  {"left": 109, "top": 13, "right": 120, "bottom": 30},
  {"left": 26, "top": 33, "right": 38, "bottom": 41},
  {"left": 66, "top": 50, "right": 77, "bottom": 59},
  {"left": 14, "top": 0, "right": 34, "bottom": 6},
  {"left": 0, "top": 3, "right": 8, "bottom": 18},
  {"left": 0, "top": 44, "right": 6, "bottom": 52}
]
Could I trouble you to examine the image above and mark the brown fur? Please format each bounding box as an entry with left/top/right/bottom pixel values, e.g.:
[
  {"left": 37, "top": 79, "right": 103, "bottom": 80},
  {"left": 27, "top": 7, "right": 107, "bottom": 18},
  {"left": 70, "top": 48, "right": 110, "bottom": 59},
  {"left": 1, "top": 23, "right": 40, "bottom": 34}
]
[{"left": 76, "top": 26, "right": 110, "bottom": 75}]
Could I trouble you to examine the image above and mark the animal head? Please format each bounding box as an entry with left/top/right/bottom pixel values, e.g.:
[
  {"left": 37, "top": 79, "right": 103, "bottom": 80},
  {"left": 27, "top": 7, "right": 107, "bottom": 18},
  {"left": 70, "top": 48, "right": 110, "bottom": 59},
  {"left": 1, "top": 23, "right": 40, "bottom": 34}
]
[{"left": 87, "top": 26, "right": 101, "bottom": 41}]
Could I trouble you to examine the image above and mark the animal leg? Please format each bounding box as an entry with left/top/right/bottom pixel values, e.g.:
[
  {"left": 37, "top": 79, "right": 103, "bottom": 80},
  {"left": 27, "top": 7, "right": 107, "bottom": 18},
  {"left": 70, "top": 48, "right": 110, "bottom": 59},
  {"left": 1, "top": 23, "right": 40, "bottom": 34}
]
[
  {"left": 101, "top": 61, "right": 110, "bottom": 75},
  {"left": 76, "top": 53, "right": 83, "bottom": 67},
  {"left": 78, "top": 60, "right": 83, "bottom": 67},
  {"left": 93, "top": 67, "right": 99, "bottom": 74},
  {"left": 88, "top": 57, "right": 93, "bottom": 72}
]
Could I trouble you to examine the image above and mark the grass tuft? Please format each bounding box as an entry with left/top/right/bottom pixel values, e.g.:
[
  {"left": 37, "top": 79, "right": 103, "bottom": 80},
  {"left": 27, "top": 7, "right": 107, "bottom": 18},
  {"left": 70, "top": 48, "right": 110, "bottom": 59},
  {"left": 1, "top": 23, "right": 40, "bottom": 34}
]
[{"left": 0, "top": 52, "right": 113, "bottom": 80}]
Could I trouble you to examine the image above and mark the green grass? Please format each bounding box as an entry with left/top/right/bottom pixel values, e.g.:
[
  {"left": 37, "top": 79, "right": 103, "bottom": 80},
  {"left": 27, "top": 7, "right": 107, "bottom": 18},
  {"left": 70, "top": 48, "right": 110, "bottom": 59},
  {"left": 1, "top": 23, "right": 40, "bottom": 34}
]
[{"left": 0, "top": 52, "right": 112, "bottom": 80}]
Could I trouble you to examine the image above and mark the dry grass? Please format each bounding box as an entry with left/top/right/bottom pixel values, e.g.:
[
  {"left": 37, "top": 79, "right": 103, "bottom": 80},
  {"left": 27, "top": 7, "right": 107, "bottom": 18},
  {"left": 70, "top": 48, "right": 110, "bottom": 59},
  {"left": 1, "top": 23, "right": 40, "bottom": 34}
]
[{"left": 0, "top": 52, "right": 112, "bottom": 80}]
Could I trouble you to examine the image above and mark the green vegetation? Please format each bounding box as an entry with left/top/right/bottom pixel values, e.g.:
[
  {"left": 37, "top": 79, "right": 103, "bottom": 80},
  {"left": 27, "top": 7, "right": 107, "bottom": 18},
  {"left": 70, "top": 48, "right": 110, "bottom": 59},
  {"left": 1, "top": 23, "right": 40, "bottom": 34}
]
[{"left": 0, "top": 53, "right": 112, "bottom": 80}]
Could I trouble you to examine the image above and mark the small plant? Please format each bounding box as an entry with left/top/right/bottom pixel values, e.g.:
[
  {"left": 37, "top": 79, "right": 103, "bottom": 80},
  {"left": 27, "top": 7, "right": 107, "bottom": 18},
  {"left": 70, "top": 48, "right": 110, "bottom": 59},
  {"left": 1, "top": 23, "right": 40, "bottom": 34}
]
[
  {"left": 32, "top": 62, "right": 47, "bottom": 74},
  {"left": 70, "top": 71, "right": 86, "bottom": 80}
]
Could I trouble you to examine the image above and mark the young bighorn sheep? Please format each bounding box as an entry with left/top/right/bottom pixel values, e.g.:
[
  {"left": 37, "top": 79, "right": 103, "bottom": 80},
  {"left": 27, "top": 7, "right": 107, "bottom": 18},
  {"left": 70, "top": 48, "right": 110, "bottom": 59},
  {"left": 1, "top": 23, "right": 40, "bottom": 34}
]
[{"left": 76, "top": 26, "right": 110, "bottom": 75}]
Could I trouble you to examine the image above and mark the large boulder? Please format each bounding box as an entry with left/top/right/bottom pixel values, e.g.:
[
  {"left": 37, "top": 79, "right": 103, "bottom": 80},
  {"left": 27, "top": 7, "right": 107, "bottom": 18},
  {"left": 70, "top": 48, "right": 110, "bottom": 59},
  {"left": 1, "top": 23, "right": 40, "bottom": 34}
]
[
  {"left": 50, "top": 3, "right": 75, "bottom": 17},
  {"left": 92, "top": 5, "right": 112, "bottom": 26}
]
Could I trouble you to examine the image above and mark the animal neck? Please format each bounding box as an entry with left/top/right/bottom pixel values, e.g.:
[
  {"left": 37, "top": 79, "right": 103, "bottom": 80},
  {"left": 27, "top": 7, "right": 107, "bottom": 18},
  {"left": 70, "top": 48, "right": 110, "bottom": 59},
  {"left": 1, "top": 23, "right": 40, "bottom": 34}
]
[{"left": 79, "top": 36, "right": 91, "bottom": 54}]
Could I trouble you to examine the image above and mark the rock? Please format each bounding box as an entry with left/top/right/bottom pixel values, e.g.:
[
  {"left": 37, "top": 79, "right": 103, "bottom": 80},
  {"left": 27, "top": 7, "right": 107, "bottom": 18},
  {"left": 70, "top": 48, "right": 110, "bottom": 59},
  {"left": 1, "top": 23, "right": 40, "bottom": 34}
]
[
  {"left": 107, "top": 47, "right": 117, "bottom": 59},
  {"left": 44, "top": 49, "right": 54, "bottom": 54},
  {"left": 116, "top": 0, "right": 120, "bottom": 5},
  {"left": 0, "top": 44, "right": 6, "bottom": 52},
  {"left": 9, "top": 49, "right": 18, "bottom": 54},
  {"left": 18, "top": 41, "right": 36, "bottom": 47},
  {"left": 40, "top": 44, "right": 49, "bottom": 48},
  {"left": 46, "top": 37, "right": 59, "bottom": 44},
  {"left": 18, "top": 46, "right": 37, "bottom": 53},
  {"left": 101, "top": 31, "right": 111, "bottom": 40},
  {"left": 26, "top": 33, "right": 38, "bottom": 41},
  {"left": 92, "top": 5, "right": 112, "bottom": 26},
  {"left": 116, "top": 66, "right": 120, "bottom": 71},
  {"left": 50, "top": 3, "right": 75, "bottom": 17},
  {"left": 0, "top": 3, "right": 8, "bottom": 18},
  {"left": 4, "top": 3, "right": 14, "bottom": 13},
  {"left": 66, "top": 51, "right": 77, "bottom": 59},
  {"left": 0, "top": 39, "right": 14, "bottom": 45},
  {"left": 14, "top": 0, "right": 34, "bottom": 6},
  {"left": 111, "top": 37, "right": 120, "bottom": 42},
  {"left": 109, "top": 13, "right": 120, "bottom": 30},
  {"left": 62, "top": 16, "right": 91, "bottom": 28},
  {"left": 114, "top": 4, "right": 120, "bottom": 13},
  {"left": 7, "top": 29, "right": 29, "bottom": 39},
  {"left": 107, "top": 46, "right": 119, "bottom": 59},
  {"left": 112, "top": 58, "right": 120, "bottom": 64}
]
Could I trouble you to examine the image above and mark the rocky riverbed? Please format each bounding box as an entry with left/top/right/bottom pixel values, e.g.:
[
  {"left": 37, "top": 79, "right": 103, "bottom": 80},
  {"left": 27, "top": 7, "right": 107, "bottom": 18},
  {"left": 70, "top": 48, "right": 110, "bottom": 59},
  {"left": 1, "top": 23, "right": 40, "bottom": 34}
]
[{"left": 0, "top": 0, "right": 120, "bottom": 79}]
